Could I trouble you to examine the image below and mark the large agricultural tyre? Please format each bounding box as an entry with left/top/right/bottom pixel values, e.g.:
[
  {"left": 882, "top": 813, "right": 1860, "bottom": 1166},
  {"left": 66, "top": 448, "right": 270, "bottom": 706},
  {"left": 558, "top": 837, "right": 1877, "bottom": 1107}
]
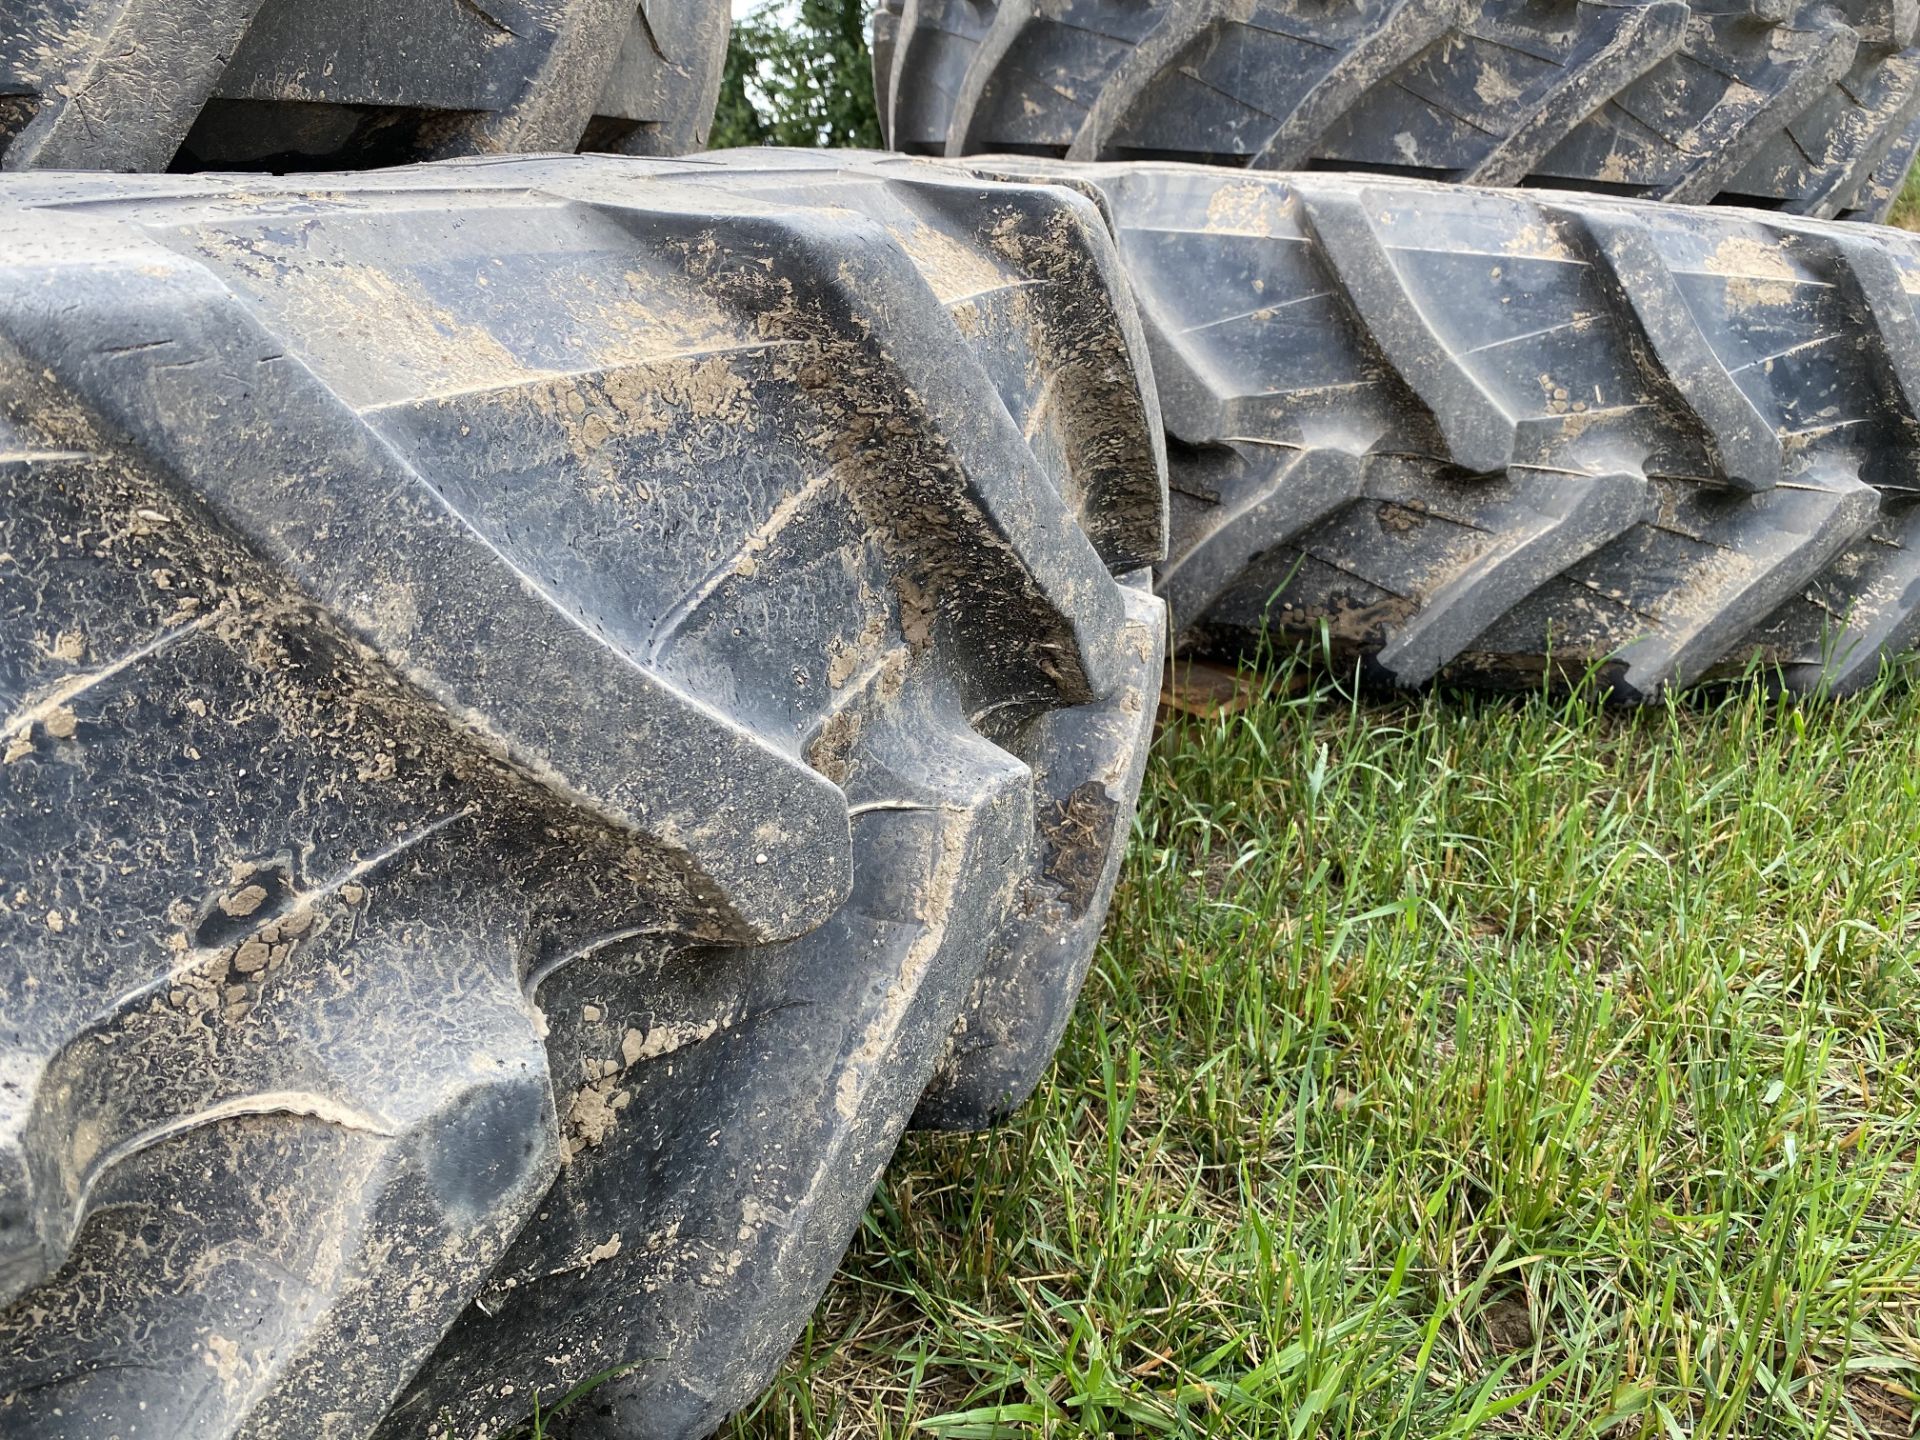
[
  {"left": 962, "top": 158, "right": 1920, "bottom": 700},
  {"left": 0, "top": 150, "right": 1166, "bottom": 1439},
  {"left": 0, "top": 0, "right": 729, "bottom": 173},
  {"left": 878, "top": 0, "right": 1920, "bottom": 221}
]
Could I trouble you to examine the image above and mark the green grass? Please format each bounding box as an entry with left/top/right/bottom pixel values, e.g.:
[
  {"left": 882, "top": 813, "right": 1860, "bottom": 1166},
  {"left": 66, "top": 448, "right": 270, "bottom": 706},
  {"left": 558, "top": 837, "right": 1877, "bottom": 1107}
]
[
  {"left": 732, "top": 661, "right": 1920, "bottom": 1440},
  {"left": 1888, "top": 159, "right": 1920, "bottom": 230}
]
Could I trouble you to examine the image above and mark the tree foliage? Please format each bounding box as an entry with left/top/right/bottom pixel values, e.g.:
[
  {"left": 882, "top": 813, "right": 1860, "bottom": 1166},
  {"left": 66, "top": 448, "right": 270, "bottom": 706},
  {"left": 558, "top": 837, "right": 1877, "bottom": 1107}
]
[{"left": 712, "top": 0, "right": 884, "bottom": 150}]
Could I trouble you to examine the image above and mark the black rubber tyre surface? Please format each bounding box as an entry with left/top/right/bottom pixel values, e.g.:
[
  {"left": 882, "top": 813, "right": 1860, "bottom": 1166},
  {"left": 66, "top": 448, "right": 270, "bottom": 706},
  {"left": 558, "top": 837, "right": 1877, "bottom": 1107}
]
[
  {"left": 963, "top": 158, "right": 1920, "bottom": 700},
  {"left": 0, "top": 0, "right": 729, "bottom": 172},
  {"left": 878, "top": 0, "right": 1920, "bottom": 221},
  {"left": 0, "top": 149, "right": 1167, "bottom": 1439}
]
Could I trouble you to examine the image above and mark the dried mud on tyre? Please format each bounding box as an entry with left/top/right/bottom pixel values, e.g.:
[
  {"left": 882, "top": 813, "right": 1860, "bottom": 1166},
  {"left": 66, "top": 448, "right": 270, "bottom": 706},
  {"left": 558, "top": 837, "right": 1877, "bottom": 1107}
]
[
  {"left": 0, "top": 0, "right": 730, "bottom": 172},
  {"left": 0, "top": 151, "right": 1166, "bottom": 1439},
  {"left": 878, "top": 0, "right": 1920, "bottom": 221},
  {"left": 964, "top": 158, "right": 1920, "bottom": 700}
]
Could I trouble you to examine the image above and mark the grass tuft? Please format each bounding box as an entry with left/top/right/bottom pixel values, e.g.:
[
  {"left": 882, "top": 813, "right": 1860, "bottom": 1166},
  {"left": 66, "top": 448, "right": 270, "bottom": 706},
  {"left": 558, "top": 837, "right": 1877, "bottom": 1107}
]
[
  {"left": 1886, "top": 157, "right": 1920, "bottom": 230},
  {"left": 736, "top": 660, "right": 1920, "bottom": 1439}
]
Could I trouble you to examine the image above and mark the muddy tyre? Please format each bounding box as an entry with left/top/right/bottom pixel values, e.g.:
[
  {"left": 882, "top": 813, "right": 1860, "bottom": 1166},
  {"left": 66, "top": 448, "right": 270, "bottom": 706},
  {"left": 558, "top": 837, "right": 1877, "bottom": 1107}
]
[
  {"left": 963, "top": 158, "right": 1920, "bottom": 699},
  {"left": 880, "top": 0, "right": 1920, "bottom": 221},
  {"left": 0, "top": 0, "right": 729, "bottom": 173},
  {"left": 0, "top": 150, "right": 1166, "bottom": 1439}
]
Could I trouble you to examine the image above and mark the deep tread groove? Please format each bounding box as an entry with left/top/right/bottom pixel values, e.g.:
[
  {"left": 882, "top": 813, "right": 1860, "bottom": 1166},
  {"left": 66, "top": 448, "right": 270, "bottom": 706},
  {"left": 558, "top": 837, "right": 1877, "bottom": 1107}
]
[
  {"left": 1, "top": 0, "right": 268, "bottom": 171},
  {"left": 1241, "top": 0, "right": 1470, "bottom": 169},
  {"left": 1464, "top": 0, "right": 1691, "bottom": 185},
  {"left": 1605, "top": 471, "right": 1882, "bottom": 695},
  {"left": 1158, "top": 447, "right": 1370, "bottom": 638},
  {"left": 1370, "top": 467, "right": 1652, "bottom": 683},
  {"left": 1653, "top": 19, "right": 1860, "bottom": 207},
  {"left": 1568, "top": 208, "right": 1785, "bottom": 492},
  {"left": 1064, "top": 0, "right": 1238, "bottom": 162},
  {"left": 1296, "top": 189, "right": 1520, "bottom": 475}
]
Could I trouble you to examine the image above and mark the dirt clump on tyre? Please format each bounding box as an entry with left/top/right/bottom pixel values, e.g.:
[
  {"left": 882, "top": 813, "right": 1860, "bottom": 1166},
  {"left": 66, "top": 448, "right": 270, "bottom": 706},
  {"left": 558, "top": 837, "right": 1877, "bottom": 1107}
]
[
  {"left": 0, "top": 150, "right": 1166, "bottom": 1439},
  {"left": 960, "top": 157, "right": 1920, "bottom": 699},
  {"left": 1, "top": 0, "right": 730, "bottom": 172},
  {"left": 878, "top": 0, "right": 1920, "bottom": 220}
]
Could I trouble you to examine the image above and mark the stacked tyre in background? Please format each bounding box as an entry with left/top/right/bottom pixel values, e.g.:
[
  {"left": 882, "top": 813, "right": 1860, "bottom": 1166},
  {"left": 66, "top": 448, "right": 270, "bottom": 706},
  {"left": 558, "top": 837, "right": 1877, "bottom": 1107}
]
[
  {"left": 875, "top": 0, "right": 1920, "bottom": 219},
  {"left": 0, "top": 9, "right": 1171, "bottom": 1440},
  {"left": 1, "top": 0, "right": 731, "bottom": 168},
  {"left": 880, "top": 0, "right": 1920, "bottom": 697}
]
